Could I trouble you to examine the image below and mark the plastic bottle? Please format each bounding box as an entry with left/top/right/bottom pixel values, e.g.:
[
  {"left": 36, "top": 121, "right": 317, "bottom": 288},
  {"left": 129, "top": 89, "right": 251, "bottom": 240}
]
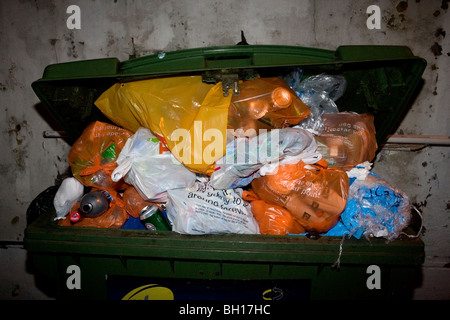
[{"left": 79, "top": 190, "right": 113, "bottom": 218}]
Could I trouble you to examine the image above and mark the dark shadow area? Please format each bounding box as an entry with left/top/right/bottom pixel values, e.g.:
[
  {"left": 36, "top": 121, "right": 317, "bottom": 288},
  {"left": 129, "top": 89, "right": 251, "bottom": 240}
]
[
  {"left": 25, "top": 251, "right": 57, "bottom": 299},
  {"left": 389, "top": 266, "right": 424, "bottom": 300},
  {"left": 26, "top": 185, "right": 58, "bottom": 227},
  {"left": 34, "top": 102, "right": 73, "bottom": 146},
  {"left": 24, "top": 185, "right": 58, "bottom": 299}
]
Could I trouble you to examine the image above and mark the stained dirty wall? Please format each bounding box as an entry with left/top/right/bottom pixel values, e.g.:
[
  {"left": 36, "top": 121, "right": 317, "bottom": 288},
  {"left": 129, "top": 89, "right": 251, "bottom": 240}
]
[{"left": 0, "top": 0, "right": 448, "bottom": 299}]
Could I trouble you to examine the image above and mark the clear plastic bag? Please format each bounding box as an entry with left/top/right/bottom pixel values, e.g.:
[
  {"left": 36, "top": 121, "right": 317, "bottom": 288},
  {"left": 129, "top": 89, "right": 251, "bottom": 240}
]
[
  {"left": 281, "top": 71, "right": 346, "bottom": 134},
  {"left": 111, "top": 127, "right": 197, "bottom": 202},
  {"left": 280, "top": 68, "right": 304, "bottom": 93},
  {"left": 325, "top": 171, "right": 412, "bottom": 241},
  {"left": 227, "top": 77, "right": 311, "bottom": 136},
  {"left": 315, "top": 112, "right": 378, "bottom": 171},
  {"left": 349, "top": 173, "right": 411, "bottom": 240}
]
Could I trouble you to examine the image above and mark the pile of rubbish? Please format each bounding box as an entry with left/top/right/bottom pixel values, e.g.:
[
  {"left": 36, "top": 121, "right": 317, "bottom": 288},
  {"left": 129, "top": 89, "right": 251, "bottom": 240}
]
[{"left": 53, "top": 69, "right": 414, "bottom": 241}]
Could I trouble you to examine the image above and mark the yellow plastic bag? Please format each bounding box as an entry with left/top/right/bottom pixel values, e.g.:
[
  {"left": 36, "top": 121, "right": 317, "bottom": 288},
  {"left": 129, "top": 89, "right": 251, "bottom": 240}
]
[{"left": 95, "top": 76, "right": 232, "bottom": 174}]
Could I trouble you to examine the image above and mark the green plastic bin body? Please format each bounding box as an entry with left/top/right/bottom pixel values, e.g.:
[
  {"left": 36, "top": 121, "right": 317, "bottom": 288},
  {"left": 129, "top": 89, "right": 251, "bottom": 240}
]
[{"left": 25, "top": 45, "right": 426, "bottom": 300}]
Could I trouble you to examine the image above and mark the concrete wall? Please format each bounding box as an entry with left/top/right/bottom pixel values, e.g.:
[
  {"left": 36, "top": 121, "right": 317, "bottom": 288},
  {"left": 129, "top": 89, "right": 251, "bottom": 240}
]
[{"left": 0, "top": 0, "right": 448, "bottom": 299}]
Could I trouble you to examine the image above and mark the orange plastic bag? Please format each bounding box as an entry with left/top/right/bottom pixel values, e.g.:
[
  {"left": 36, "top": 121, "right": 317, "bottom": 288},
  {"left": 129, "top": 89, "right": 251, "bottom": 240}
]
[
  {"left": 227, "top": 77, "right": 311, "bottom": 136},
  {"left": 122, "top": 185, "right": 162, "bottom": 219},
  {"left": 58, "top": 188, "right": 129, "bottom": 228},
  {"left": 242, "top": 190, "right": 305, "bottom": 235},
  {"left": 68, "top": 121, "right": 133, "bottom": 189},
  {"left": 315, "top": 112, "right": 377, "bottom": 171},
  {"left": 251, "top": 160, "right": 349, "bottom": 233}
]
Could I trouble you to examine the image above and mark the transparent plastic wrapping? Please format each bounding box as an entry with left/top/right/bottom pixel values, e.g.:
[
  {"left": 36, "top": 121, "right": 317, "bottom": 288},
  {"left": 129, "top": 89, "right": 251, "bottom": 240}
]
[
  {"left": 348, "top": 173, "right": 411, "bottom": 240},
  {"left": 210, "top": 127, "right": 322, "bottom": 190},
  {"left": 315, "top": 112, "right": 378, "bottom": 171},
  {"left": 282, "top": 70, "right": 346, "bottom": 134},
  {"left": 227, "top": 77, "right": 311, "bottom": 136},
  {"left": 325, "top": 170, "right": 412, "bottom": 241}
]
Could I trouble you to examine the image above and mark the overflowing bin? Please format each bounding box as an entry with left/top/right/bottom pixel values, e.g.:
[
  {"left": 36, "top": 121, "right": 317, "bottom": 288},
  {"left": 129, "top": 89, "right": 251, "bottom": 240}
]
[{"left": 25, "top": 45, "right": 426, "bottom": 300}]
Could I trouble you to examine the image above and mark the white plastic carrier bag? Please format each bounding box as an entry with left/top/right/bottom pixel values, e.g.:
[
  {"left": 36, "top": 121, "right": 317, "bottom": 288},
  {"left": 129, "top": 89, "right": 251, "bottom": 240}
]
[
  {"left": 166, "top": 181, "right": 260, "bottom": 235},
  {"left": 111, "top": 127, "right": 197, "bottom": 202}
]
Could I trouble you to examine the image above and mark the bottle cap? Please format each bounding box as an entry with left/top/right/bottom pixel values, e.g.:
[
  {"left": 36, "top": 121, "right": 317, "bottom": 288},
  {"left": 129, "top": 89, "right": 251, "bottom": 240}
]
[
  {"left": 272, "top": 87, "right": 292, "bottom": 109},
  {"left": 70, "top": 211, "right": 82, "bottom": 223}
]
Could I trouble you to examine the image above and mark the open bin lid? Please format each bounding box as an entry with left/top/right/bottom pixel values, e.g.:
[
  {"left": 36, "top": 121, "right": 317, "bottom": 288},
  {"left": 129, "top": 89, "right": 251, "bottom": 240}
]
[{"left": 32, "top": 45, "right": 426, "bottom": 146}]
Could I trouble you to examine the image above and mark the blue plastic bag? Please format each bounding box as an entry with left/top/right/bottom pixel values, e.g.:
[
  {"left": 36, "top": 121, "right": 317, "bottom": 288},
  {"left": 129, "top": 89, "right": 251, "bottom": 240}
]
[
  {"left": 120, "top": 216, "right": 146, "bottom": 230},
  {"left": 325, "top": 172, "right": 411, "bottom": 240}
]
